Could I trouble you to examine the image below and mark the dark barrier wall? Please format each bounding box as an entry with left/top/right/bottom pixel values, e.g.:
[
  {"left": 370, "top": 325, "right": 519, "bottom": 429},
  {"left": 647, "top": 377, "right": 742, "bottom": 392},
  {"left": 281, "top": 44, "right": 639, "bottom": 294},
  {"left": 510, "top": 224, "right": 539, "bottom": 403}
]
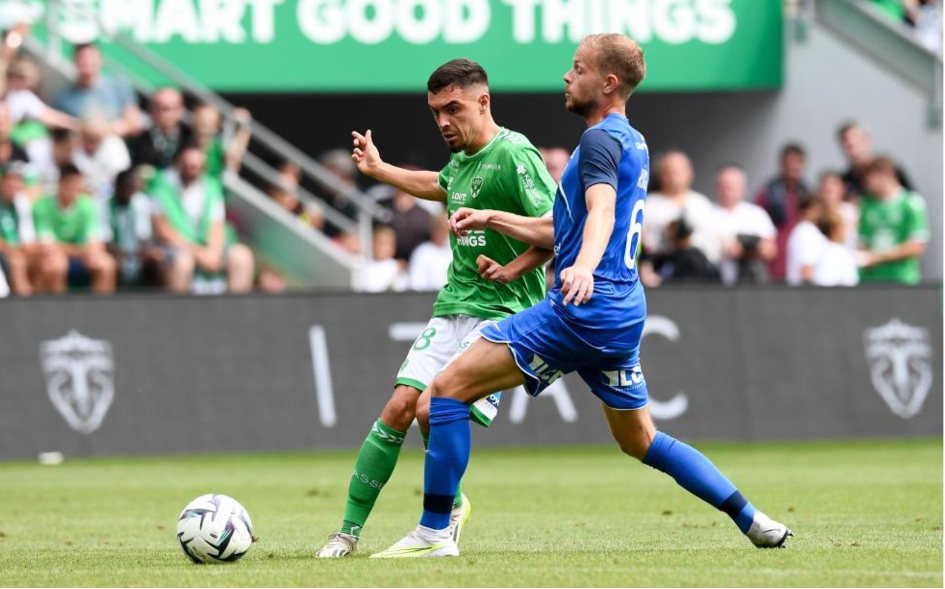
[{"left": 0, "top": 287, "right": 941, "bottom": 459}]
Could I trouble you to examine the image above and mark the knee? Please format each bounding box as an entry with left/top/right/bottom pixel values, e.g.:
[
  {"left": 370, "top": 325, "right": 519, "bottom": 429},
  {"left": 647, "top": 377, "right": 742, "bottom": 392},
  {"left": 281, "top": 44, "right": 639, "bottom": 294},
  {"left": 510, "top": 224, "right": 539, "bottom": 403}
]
[
  {"left": 617, "top": 429, "right": 656, "bottom": 462},
  {"left": 89, "top": 252, "right": 116, "bottom": 273},
  {"left": 429, "top": 372, "right": 464, "bottom": 400},
  {"left": 228, "top": 244, "right": 254, "bottom": 272},
  {"left": 174, "top": 250, "right": 195, "bottom": 274},
  {"left": 6, "top": 250, "right": 26, "bottom": 270},
  {"left": 416, "top": 396, "right": 431, "bottom": 430},
  {"left": 380, "top": 390, "right": 418, "bottom": 431},
  {"left": 42, "top": 251, "right": 67, "bottom": 275}
]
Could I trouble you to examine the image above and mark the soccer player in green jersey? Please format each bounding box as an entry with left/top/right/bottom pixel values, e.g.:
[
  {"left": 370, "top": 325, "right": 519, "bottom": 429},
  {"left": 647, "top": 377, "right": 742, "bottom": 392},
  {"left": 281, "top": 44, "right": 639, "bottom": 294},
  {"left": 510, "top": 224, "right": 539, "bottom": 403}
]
[
  {"left": 316, "top": 59, "right": 557, "bottom": 558},
  {"left": 858, "top": 156, "right": 929, "bottom": 284}
]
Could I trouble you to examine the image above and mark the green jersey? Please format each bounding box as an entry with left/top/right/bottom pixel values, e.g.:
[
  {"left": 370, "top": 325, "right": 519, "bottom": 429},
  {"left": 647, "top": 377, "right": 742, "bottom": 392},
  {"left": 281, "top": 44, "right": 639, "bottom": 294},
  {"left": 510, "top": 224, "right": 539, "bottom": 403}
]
[
  {"left": 0, "top": 195, "right": 34, "bottom": 247},
  {"left": 33, "top": 194, "right": 102, "bottom": 246},
  {"left": 434, "top": 127, "right": 556, "bottom": 320},
  {"left": 859, "top": 189, "right": 929, "bottom": 284}
]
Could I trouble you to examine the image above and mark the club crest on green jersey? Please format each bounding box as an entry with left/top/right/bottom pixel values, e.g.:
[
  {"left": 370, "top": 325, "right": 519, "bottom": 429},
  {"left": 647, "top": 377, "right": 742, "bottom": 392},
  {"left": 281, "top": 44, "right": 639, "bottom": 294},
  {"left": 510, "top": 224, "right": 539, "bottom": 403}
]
[{"left": 471, "top": 176, "right": 483, "bottom": 199}]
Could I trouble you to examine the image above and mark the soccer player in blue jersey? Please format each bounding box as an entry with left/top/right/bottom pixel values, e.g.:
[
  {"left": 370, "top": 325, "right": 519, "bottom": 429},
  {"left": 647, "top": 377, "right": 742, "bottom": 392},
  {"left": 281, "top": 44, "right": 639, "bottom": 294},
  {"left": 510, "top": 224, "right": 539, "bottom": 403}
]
[{"left": 371, "top": 33, "right": 792, "bottom": 558}]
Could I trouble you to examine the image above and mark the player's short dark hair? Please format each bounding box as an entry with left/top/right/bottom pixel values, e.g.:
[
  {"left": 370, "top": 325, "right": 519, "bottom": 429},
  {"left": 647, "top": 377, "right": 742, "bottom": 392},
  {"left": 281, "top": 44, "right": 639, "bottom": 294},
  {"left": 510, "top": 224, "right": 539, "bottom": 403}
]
[
  {"left": 582, "top": 34, "right": 646, "bottom": 98},
  {"left": 781, "top": 143, "right": 805, "bottom": 160},
  {"left": 59, "top": 163, "right": 83, "bottom": 180},
  {"left": 427, "top": 59, "right": 489, "bottom": 94}
]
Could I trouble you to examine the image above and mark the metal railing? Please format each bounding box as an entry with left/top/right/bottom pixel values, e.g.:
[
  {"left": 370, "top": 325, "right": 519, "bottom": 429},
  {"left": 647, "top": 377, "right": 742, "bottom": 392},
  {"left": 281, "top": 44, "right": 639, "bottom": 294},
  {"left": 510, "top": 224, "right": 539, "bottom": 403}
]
[
  {"left": 36, "top": 0, "right": 386, "bottom": 278},
  {"left": 815, "top": 0, "right": 943, "bottom": 127}
]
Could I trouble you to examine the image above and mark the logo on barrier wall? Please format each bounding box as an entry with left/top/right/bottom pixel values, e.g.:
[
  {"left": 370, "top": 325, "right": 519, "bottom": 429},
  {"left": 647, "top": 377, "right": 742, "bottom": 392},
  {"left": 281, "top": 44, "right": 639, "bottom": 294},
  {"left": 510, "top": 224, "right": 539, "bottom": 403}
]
[
  {"left": 864, "top": 318, "right": 932, "bottom": 419},
  {"left": 39, "top": 330, "right": 115, "bottom": 434}
]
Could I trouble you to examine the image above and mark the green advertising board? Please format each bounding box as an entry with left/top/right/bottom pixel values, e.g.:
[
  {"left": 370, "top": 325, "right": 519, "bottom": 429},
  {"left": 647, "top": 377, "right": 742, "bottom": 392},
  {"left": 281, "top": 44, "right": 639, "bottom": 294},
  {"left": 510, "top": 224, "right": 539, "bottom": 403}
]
[{"left": 36, "top": 0, "right": 782, "bottom": 92}]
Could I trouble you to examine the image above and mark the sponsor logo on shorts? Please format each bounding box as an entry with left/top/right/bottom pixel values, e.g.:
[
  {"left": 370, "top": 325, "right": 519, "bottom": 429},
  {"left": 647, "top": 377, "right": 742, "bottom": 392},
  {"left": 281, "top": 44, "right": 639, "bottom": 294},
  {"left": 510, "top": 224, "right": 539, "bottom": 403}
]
[
  {"left": 528, "top": 354, "right": 564, "bottom": 385},
  {"left": 603, "top": 366, "right": 645, "bottom": 389}
]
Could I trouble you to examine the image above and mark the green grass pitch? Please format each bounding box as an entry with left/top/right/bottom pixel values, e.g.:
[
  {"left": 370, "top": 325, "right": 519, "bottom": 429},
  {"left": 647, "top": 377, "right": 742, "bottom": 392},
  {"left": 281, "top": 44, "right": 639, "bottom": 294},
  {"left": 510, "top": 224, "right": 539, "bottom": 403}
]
[{"left": 0, "top": 438, "right": 940, "bottom": 587}]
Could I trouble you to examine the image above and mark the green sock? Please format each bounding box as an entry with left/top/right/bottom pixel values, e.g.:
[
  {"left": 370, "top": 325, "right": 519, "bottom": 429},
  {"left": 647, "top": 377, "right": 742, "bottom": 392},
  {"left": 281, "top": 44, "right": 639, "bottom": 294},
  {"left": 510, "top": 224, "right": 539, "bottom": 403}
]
[
  {"left": 339, "top": 419, "right": 406, "bottom": 537},
  {"left": 421, "top": 429, "right": 463, "bottom": 509}
]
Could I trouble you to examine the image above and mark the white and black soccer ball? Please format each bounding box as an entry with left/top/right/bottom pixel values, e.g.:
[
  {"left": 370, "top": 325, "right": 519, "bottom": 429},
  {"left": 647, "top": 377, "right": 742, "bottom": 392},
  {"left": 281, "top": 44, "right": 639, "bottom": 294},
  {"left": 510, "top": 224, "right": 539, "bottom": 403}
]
[{"left": 177, "top": 494, "right": 255, "bottom": 564}]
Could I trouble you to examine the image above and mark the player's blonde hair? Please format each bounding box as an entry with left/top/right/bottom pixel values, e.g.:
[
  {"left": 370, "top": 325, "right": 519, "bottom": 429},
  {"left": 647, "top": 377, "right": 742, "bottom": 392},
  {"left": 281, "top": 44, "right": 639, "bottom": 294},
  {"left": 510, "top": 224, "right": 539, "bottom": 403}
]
[{"left": 581, "top": 34, "right": 646, "bottom": 98}]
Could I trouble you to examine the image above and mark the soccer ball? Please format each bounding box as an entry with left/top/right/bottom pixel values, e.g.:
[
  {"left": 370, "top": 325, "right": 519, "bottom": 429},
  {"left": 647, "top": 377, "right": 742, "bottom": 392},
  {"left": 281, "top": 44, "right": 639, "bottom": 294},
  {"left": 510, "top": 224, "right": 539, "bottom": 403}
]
[{"left": 177, "top": 494, "right": 255, "bottom": 564}]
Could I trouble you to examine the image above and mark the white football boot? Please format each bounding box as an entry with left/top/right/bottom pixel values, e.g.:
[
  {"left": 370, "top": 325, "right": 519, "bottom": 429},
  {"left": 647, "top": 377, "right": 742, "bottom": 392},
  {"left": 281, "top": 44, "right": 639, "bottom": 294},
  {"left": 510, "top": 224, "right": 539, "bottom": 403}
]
[
  {"left": 315, "top": 532, "right": 358, "bottom": 558},
  {"left": 370, "top": 526, "right": 459, "bottom": 558},
  {"left": 449, "top": 493, "right": 472, "bottom": 544},
  {"left": 747, "top": 511, "right": 793, "bottom": 548}
]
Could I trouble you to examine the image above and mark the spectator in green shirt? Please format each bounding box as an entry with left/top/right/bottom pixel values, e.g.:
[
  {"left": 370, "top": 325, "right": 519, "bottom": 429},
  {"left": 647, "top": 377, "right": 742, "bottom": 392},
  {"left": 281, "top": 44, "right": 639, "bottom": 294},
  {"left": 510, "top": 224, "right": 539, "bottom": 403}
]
[
  {"left": 32, "top": 164, "right": 116, "bottom": 293},
  {"left": 0, "top": 162, "right": 36, "bottom": 295},
  {"left": 858, "top": 156, "right": 930, "bottom": 284},
  {"left": 151, "top": 144, "right": 254, "bottom": 293}
]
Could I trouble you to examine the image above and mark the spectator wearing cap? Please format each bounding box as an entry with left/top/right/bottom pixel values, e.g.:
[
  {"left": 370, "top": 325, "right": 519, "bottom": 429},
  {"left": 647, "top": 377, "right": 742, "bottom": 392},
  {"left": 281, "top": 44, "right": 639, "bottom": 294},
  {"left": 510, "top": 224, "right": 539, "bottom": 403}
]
[
  {"left": 858, "top": 156, "right": 929, "bottom": 284},
  {"left": 755, "top": 143, "right": 812, "bottom": 282}
]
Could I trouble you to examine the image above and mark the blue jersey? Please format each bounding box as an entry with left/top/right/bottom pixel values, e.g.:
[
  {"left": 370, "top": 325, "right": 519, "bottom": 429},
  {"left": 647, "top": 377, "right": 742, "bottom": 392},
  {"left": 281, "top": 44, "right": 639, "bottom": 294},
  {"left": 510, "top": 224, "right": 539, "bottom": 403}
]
[{"left": 547, "top": 113, "right": 649, "bottom": 348}]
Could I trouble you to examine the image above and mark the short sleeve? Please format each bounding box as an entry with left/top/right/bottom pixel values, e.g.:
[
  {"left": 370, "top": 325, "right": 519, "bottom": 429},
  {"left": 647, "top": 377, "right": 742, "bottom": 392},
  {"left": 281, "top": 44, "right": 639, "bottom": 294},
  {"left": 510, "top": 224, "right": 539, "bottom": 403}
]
[
  {"left": 81, "top": 198, "right": 103, "bottom": 243},
  {"left": 210, "top": 198, "right": 225, "bottom": 224},
  {"left": 577, "top": 128, "right": 621, "bottom": 192},
  {"left": 32, "top": 199, "right": 54, "bottom": 242},
  {"left": 437, "top": 161, "right": 451, "bottom": 192},
  {"left": 905, "top": 194, "right": 930, "bottom": 242},
  {"left": 755, "top": 207, "right": 778, "bottom": 239},
  {"left": 507, "top": 147, "right": 556, "bottom": 218}
]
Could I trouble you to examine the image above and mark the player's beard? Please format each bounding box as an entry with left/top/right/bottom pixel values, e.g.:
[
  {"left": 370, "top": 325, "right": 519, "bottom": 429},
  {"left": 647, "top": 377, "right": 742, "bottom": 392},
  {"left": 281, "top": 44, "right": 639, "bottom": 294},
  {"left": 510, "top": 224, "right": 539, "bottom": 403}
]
[{"left": 566, "top": 93, "right": 599, "bottom": 119}]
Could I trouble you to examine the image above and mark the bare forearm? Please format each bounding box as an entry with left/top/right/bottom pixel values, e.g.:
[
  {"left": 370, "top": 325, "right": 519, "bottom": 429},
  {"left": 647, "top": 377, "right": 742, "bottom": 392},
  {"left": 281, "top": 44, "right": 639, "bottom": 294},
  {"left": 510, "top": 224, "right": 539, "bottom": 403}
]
[
  {"left": 874, "top": 240, "right": 926, "bottom": 263},
  {"left": 485, "top": 211, "right": 555, "bottom": 249},
  {"left": 226, "top": 127, "right": 252, "bottom": 171},
  {"left": 503, "top": 246, "right": 555, "bottom": 280},
  {"left": 574, "top": 205, "right": 613, "bottom": 272},
  {"left": 370, "top": 163, "right": 445, "bottom": 201}
]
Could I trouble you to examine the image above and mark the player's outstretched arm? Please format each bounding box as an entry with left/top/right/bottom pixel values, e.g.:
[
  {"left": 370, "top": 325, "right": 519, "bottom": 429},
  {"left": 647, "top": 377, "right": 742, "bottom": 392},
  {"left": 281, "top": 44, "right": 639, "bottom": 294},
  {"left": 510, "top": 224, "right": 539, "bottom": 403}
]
[
  {"left": 451, "top": 208, "right": 554, "bottom": 249},
  {"left": 476, "top": 246, "right": 554, "bottom": 284},
  {"left": 559, "top": 184, "right": 616, "bottom": 306},
  {"left": 351, "top": 130, "right": 445, "bottom": 202}
]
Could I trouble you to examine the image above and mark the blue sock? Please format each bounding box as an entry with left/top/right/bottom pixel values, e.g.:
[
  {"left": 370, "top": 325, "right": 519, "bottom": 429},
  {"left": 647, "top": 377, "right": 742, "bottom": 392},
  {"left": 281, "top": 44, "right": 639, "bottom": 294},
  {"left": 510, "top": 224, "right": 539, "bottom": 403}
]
[
  {"left": 420, "top": 398, "right": 471, "bottom": 530},
  {"left": 643, "top": 432, "right": 757, "bottom": 534}
]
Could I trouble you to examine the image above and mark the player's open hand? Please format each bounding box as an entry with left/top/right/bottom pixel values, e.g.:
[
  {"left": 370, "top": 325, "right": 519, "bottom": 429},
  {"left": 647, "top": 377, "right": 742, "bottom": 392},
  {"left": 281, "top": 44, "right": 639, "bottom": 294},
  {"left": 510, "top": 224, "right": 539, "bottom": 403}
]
[
  {"left": 351, "top": 130, "right": 382, "bottom": 177},
  {"left": 450, "top": 207, "right": 491, "bottom": 237},
  {"left": 559, "top": 265, "right": 594, "bottom": 306},
  {"left": 477, "top": 255, "right": 513, "bottom": 284}
]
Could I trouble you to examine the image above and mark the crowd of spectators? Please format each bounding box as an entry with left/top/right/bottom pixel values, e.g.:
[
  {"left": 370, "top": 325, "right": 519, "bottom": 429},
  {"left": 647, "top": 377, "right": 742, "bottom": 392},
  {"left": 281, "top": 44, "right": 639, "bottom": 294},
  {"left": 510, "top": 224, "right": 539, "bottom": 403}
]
[
  {"left": 637, "top": 122, "right": 929, "bottom": 288},
  {"left": 870, "top": 0, "right": 942, "bottom": 53},
  {"left": 0, "top": 20, "right": 934, "bottom": 297}
]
